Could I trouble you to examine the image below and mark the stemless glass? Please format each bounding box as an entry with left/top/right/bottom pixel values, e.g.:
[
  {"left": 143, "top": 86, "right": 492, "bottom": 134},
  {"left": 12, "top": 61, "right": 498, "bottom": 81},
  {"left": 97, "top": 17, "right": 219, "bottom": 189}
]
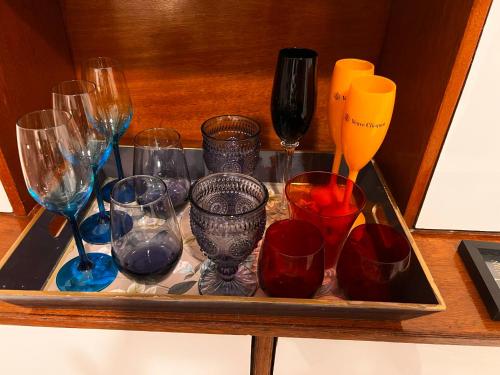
[
  {"left": 285, "top": 171, "right": 366, "bottom": 272},
  {"left": 328, "top": 59, "right": 374, "bottom": 174},
  {"left": 271, "top": 48, "right": 317, "bottom": 197},
  {"left": 133, "top": 128, "right": 190, "bottom": 210},
  {"left": 337, "top": 224, "right": 411, "bottom": 301},
  {"left": 258, "top": 219, "right": 324, "bottom": 298},
  {"left": 111, "top": 175, "right": 183, "bottom": 284},
  {"left": 190, "top": 173, "right": 268, "bottom": 296},
  {"left": 82, "top": 57, "right": 133, "bottom": 201},
  {"left": 201, "top": 115, "right": 261, "bottom": 175},
  {"left": 52, "top": 80, "right": 114, "bottom": 244},
  {"left": 17, "top": 109, "right": 117, "bottom": 291}
]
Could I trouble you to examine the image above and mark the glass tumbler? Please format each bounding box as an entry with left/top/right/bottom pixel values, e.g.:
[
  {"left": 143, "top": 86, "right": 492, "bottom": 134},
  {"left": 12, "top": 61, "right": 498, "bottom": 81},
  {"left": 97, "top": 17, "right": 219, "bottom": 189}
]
[
  {"left": 110, "top": 175, "right": 183, "bottom": 284},
  {"left": 201, "top": 115, "right": 260, "bottom": 175},
  {"left": 286, "top": 172, "right": 366, "bottom": 271},
  {"left": 190, "top": 173, "right": 268, "bottom": 296},
  {"left": 337, "top": 224, "right": 411, "bottom": 302},
  {"left": 133, "top": 127, "right": 190, "bottom": 211},
  {"left": 258, "top": 219, "right": 324, "bottom": 298}
]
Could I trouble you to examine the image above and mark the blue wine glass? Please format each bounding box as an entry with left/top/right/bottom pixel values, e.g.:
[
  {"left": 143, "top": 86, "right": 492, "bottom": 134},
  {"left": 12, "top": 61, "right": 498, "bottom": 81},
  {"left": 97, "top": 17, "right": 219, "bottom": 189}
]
[
  {"left": 82, "top": 57, "right": 133, "bottom": 202},
  {"left": 16, "top": 109, "right": 118, "bottom": 291},
  {"left": 52, "top": 80, "right": 117, "bottom": 244}
]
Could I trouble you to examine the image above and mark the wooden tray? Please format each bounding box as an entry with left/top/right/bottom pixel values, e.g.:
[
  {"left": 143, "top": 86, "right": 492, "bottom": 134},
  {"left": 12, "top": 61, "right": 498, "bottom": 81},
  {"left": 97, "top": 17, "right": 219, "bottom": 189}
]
[{"left": 0, "top": 148, "right": 445, "bottom": 320}]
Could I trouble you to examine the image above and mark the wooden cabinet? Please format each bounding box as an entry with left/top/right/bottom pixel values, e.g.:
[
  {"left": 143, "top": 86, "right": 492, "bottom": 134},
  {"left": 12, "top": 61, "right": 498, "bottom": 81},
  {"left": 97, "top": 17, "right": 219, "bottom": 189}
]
[{"left": 0, "top": 0, "right": 492, "bottom": 225}]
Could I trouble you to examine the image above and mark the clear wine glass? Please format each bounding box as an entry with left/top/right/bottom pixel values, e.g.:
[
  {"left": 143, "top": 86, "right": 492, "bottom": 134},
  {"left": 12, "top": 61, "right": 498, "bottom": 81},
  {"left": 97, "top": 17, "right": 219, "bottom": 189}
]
[
  {"left": 133, "top": 128, "right": 191, "bottom": 211},
  {"left": 52, "top": 80, "right": 115, "bottom": 244},
  {"left": 271, "top": 48, "right": 317, "bottom": 207},
  {"left": 16, "top": 109, "right": 118, "bottom": 291},
  {"left": 82, "top": 57, "right": 133, "bottom": 202}
]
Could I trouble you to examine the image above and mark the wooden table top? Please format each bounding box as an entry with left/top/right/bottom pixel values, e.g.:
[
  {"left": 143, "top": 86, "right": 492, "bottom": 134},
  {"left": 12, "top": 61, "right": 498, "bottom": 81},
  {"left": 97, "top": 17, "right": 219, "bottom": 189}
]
[{"left": 1, "top": 209, "right": 499, "bottom": 346}]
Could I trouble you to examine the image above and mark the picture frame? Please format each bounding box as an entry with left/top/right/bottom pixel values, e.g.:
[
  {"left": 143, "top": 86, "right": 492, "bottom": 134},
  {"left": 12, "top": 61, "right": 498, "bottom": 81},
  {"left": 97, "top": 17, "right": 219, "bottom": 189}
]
[{"left": 458, "top": 240, "right": 500, "bottom": 320}]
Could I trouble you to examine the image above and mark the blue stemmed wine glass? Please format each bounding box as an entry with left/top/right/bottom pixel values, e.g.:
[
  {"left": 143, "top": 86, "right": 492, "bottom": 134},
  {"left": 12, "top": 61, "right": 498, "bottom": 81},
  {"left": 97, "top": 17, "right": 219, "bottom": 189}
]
[
  {"left": 52, "top": 80, "right": 117, "bottom": 244},
  {"left": 82, "top": 57, "right": 133, "bottom": 202},
  {"left": 16, "top": 109, "right": 118, "bottom": 291}
]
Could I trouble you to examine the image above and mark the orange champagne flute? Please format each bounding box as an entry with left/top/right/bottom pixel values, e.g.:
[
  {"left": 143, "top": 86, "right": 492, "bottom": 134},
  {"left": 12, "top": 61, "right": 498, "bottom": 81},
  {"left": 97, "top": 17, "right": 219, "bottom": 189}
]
[
  {"left": 341, "top": 75, "right": 396, "bottom": 201},
  {"left": 342, "top": 75, "right": 396, "bottom": 182},
  {"left": 328, "top": 59, "right": 374, "bottom": 174}
]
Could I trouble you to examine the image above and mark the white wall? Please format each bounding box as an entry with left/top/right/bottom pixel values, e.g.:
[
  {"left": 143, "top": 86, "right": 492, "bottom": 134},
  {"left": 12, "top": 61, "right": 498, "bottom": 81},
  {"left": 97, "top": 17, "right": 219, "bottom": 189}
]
[
  {"left": 275, "top": 338, "right": 500, "bottom": 375},
  {"left": 0, "top": 179, "right": 13, "bottom": 213},
  {"left": 0, "top": 325, "right": 250, "bottom": 375},
  {"left": 1, "top": 326, "right": 499, "bottom": 374},
  {"left": 417, "top": 0, "right": 500, "bottom": 231}
]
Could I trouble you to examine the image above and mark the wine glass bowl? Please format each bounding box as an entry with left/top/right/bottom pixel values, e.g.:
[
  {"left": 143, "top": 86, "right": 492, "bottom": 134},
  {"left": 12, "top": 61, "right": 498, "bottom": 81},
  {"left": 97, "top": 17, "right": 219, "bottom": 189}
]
[
  {"left": 258, "top": 219, "right": 324, "bottom": 298},
  {"left": 17, "top": 109, "right": 117, "bottom": 291},
  {"left": 82, "top": 56, "right": 133, "bottom": 202},
  {"left": 133, "top": 127, "right": 191, "bottom": 210},
  {"left": 285, "top": 171, "right": 366, "bottom": 271},
  {"left": 201, "top": 115, "right": 261, "bottom": 175},
  {"left": 189, "top": 173, "right": 268, "bottom": 296},
  {"left": 110, "top": 175, "right": 183, "bottom": 284},
  {"left": 337, "top": 224, "right": 411, "bottom": 301},
  {"left": 52, "top": 79, "right": 114, "bottom": 244}
]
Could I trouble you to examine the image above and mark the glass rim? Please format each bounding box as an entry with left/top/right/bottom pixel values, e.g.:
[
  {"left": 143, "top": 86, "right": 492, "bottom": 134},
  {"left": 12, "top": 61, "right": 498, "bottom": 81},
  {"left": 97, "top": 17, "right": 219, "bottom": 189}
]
[
  {"left": 16, "top": 109, "right": 73, "bottom": 131},
  {"left": 278, "top": 47, "right": 318, "bottom": 59},
  {"left": 201, "top": 115, "right": 261, "bottom": 142},
  {"left": 133, "top": 127, "right": 181, "bottom": 149},
  {"left": 51, "top": 80, "right": 97, "bottom": 97},
  {"left": 83, "top": 56, "right": 121, "bottom": 70},
  {"left": 285, "top": 171, "right": 366, "bottom": 219},
  {"left": 335, "top": 58, "right": 374, "bottom": 72},
  {"left": 110, "top": 174, "right": 169, "bottom": 208},
  {"left": 189, "top": 172, "right": 268, "bottom": 217},
  {"left": 347, "top": 223, "right": 412, "bottom": 266},
  {"left": 264, "top": 219, "right": 325, "bottom": 258}
]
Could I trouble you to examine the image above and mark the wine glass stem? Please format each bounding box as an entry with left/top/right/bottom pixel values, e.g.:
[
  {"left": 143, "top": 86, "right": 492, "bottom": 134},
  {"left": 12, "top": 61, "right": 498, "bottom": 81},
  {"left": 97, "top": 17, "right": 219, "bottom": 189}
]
[
  {"left": 281, "top": 144, "right": 297, "bottom": 207},
  {"left": 112, "top": 137, "right": 125, "bottom": 180},
  {"left": 93, "top": 170, "right": 107, "bottom": 222},
  {"left": 67, "top": 215, "right": 93, "bottom": 271},
  {"left": 332, "top": 150, "right": 342, "bottom": 174}
]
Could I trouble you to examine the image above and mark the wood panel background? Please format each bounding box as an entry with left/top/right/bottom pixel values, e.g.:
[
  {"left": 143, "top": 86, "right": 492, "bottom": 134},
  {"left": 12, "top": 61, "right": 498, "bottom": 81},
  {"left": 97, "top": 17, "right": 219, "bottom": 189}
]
[
  {"left": 0, "top": 0, "right": 75, "bottom": 215},
  {"left": 0, "top": 0, "right": 490, "bottom": 219},
  {"left": 60, "top": 0, "right": 391, "bottom": 149}
]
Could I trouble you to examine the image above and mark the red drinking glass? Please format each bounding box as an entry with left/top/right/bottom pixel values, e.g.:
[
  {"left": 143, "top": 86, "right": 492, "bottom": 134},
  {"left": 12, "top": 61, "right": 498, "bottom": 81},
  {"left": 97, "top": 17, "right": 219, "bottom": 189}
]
[
  {"left": 337, "top": 224, "right": 411, "bottom": 301},
  {"left": 285, "top": 172, "right": 366, "bottom": 271},
  {"left": 258, "top": 219, "right": 324, "bottom": 298}
]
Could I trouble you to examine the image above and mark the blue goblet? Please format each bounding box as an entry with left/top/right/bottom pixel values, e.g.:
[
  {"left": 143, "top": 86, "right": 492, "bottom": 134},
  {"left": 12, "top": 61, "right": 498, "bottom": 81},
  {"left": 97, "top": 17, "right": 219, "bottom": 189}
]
[
  {"left": 190, "top": 173, "right": 268, "bottom": 296},
  {"left": 16, "top": 109, "right": 117, "bottom": 291}
]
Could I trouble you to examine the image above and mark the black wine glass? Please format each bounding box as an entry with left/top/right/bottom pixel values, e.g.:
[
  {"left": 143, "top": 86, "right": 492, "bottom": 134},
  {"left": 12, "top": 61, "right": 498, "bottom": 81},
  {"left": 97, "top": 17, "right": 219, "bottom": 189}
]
[{"left": 271, "top": 48, "right": 317, "bottom": 203}]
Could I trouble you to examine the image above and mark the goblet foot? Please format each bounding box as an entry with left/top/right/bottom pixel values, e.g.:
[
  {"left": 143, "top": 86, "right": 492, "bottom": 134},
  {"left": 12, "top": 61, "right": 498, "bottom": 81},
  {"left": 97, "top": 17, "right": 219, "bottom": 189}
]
[
  {"left": 102, "top": 179, "right": 118, "bottom": 203},
  {"left": 80, "top": 211, "right": 133, "bottom": 245},
  {"left": 80, "top": 212, "right": 111, "bottom": 244},
  {"left": 56, "top": 253, "right": 118, "bottom": 292},
  {"left": 198, "top": 261, "right": 257, "bottom": 296}
]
